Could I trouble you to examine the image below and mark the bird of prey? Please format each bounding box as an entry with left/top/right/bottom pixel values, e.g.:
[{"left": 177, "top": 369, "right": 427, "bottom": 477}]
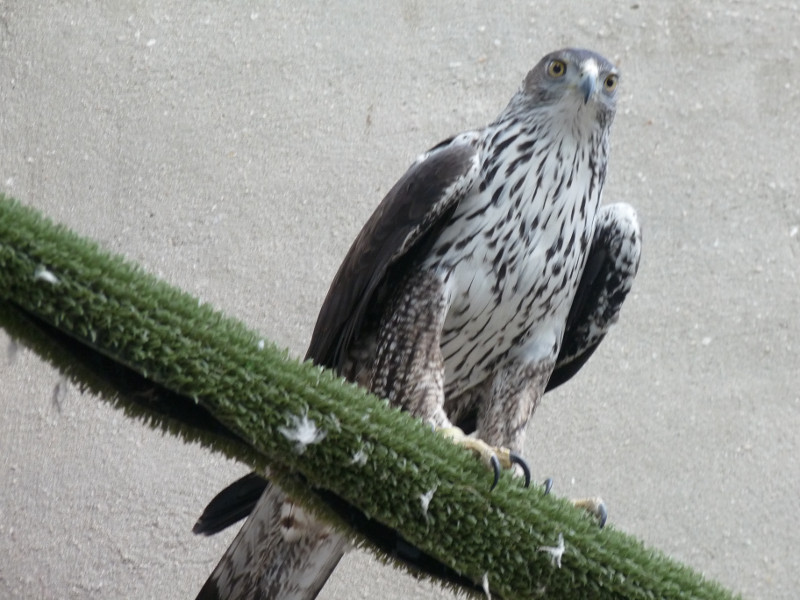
[{"left": 195, "top": 48, "right": 641, "bottom": 599}]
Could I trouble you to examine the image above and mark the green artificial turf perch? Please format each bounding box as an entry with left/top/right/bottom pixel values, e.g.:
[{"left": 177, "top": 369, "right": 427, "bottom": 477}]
[{"left": 0, "top": 194, "right": 739, "bottom": 599}]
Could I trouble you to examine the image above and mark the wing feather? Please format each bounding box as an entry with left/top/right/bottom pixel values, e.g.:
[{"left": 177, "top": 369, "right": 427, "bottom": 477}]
[
  {"left": 546, "top": 202, "right": 641, "bottom": 391},
  {"left": 306, "top": 136, "right": 479, "bottom": 370}
]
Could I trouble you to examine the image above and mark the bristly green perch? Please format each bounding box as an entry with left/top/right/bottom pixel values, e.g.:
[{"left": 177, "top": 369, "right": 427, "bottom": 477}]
[{"left": 0, "top": 194, "right": 738, "bottom": 600}]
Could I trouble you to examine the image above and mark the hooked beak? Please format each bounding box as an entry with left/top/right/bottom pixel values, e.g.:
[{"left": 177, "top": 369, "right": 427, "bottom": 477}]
[
  {"left": 579, "top": 71, "right": 596, "bottom": 104},
  {"left": 578, "top": 59, "right": 599, "bottom": 104}
]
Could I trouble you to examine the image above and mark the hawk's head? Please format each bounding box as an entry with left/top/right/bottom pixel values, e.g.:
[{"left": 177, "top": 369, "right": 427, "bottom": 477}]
[{"left": 520, "top": 48, "right": 619, "bottom": 131}]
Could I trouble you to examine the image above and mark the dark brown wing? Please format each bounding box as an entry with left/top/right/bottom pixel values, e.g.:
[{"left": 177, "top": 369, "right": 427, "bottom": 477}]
[
  {"left": 193, "top": 138, "right": 479, "bottom": 540},
  {"left": 546, "top": 202, "right": 641, "bottom": 391},
  {"left": 305, "top": 137, "right": 479, "bottom": 370},
  {"left": 544, "top": 244, "right": 608, "bottom": 391}
]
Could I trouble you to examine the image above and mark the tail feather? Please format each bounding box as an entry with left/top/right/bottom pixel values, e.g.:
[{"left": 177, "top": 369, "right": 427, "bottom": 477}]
[
  {"left": 196, "top": 482, "right": 346, "bottom": 600},
  {"left": 194, "top": 473, "right": 269, "bottom": 536}
]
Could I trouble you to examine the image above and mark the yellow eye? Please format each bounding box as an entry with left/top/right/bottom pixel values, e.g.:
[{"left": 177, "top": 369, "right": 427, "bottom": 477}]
[
  {"left": 547, "top": 59, "right": 567, "bottom": 78},
  {"left": 604, "top": 74, "right": 619, "bottom": 92}
]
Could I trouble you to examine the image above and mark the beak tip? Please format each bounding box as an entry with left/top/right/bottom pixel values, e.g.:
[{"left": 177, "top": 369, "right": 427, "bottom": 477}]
[{"left": 581, "top": 79, "right": 595, "bottom": 104}]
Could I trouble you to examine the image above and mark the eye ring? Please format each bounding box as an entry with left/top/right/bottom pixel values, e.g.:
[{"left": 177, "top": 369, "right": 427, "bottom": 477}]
[
  {"left": 547, "top": 59, "right": 567, "bottom": 78},
  {"left": 604, "top": 73, "right": 619, "bottom": 92}
]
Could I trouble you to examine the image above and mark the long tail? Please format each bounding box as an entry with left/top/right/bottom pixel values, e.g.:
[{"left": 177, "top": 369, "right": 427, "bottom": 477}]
[{"left": 196, "top": 482, "right": 347, "bottom": 600}]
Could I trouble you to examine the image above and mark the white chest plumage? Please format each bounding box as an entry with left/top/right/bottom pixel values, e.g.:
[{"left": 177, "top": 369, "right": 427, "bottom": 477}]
[{"left": 427, "top": 123, "right": 607, "bottom": 396}]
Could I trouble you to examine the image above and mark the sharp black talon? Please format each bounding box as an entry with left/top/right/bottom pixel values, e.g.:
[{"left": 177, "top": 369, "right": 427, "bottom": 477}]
[
  {"left": 489, "top": 454, "right": 501, "bottom": 491},
  {"left": 509, "top": 452, "right": 531, "bottom": 488},
  {"left": 542, "top": 477, "right": 554, "bottom": 495}
]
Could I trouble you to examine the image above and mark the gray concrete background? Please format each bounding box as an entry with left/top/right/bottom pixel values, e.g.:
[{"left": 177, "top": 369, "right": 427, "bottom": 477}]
[{"left": 1, "top": 2, "right": 798, "bottom": 598}]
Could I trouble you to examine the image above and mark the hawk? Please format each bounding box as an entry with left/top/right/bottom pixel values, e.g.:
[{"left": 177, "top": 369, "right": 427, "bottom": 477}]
[{"left": 195, "top": 48, "right": 641, "bottom": 599}]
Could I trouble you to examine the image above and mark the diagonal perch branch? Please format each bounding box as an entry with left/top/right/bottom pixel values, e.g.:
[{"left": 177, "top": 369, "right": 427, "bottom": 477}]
[{"left": 0, "top": 195, "right": 739, "bottom": 600}]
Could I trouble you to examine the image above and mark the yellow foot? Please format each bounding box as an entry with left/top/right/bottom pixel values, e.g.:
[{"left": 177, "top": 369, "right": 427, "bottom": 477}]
[
  {"left": 572, "top": 497, "right": 608, "bottom": 528},
  {"left": 436, "top": 426, "right": 531, "bottom": 489}
]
